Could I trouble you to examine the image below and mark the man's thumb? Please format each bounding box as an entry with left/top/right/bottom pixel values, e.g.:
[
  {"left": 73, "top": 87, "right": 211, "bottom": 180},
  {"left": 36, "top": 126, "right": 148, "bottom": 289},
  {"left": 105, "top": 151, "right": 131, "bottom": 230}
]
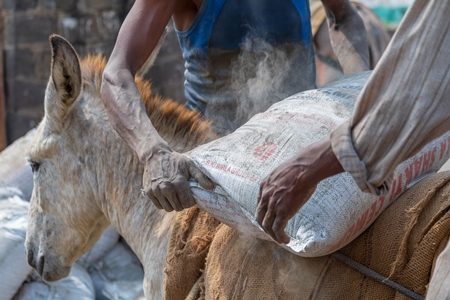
[{"left": 189, "top": 164, "right": 215, "bottom": 190}]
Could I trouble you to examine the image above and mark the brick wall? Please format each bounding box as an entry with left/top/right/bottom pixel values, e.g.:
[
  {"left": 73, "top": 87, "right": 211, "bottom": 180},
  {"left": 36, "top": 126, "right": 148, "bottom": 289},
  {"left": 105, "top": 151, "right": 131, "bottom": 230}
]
[{"left": 1, "top": 0, "right": 185, "bottom": 144}]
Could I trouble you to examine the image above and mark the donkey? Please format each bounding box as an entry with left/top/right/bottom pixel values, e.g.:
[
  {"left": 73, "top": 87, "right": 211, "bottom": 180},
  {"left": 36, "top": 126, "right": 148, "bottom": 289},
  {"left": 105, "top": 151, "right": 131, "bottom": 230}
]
[{"left": 25, "top": 35, "right": 217, "bottom": 299}]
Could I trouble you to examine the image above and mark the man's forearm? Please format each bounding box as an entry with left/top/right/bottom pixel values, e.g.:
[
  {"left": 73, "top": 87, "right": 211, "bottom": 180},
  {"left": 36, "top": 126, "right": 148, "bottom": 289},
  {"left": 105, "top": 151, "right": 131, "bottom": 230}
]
[
  {"left": 101, "top": 68, "right": 170, "bottom": 162},
  {"left": 321, "top": 0, "right": 370, "bottom": 73},
  {"left": 256, "top": 139, "right": 344, "bottom": 244}
]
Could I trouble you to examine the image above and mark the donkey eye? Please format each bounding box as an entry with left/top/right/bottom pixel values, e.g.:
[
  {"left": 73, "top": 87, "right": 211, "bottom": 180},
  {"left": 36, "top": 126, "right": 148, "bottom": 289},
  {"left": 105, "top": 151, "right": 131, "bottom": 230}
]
[{"left": 29, "top": 161, "right": 41, "bottom": 173}]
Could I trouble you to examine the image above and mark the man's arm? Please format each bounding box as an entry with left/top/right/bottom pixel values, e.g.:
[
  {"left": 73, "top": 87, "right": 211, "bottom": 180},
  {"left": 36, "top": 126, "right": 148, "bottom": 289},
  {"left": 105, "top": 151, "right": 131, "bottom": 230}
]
[
  {"left": 102, "top": 0, "right": 173, "bottom": 160},
  {"left": 256, "top": 139, "right": 343, "bottom": 244},
  {"left": 101, "top": 0, "right": 212, "bottom": 212},
  {"left": 321, "top": 0, "right": 370, "bottom": 73}
]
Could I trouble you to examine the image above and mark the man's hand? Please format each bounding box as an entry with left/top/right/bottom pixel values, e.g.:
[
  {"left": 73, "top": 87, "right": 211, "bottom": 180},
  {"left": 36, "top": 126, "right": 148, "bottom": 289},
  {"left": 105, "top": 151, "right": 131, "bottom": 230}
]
[
  {"left": 142, "top": 146, "right": 214, "bottom": 212},
  {"left": 256, "top": 139, "right": 344, "bottom": 244},
  {"left": 256, "top": 162, "right": 318, "bottom": 244}
]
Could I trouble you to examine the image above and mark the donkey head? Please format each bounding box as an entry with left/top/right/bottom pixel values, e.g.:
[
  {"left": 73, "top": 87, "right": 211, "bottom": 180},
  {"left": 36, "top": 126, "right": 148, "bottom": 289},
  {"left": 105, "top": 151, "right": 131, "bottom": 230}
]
[{"left": 25, "top": 35, "right": 110, "bottom": 281}]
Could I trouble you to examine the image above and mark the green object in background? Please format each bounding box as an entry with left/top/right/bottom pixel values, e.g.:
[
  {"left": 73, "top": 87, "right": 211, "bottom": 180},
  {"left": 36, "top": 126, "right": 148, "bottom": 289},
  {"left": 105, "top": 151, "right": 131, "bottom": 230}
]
[{"left": 372, "top": 6, "right": 409, "bottom": 28}]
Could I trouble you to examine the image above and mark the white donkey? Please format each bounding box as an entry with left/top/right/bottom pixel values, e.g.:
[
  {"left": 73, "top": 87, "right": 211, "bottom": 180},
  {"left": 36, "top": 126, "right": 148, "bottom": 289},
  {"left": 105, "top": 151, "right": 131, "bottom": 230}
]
[{"left": 25, "top": 35, "right": 217, "bottom": 299}]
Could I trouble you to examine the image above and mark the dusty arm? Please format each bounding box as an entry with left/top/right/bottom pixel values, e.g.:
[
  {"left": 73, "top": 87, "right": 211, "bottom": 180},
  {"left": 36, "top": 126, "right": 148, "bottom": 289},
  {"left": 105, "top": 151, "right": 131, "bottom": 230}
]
[
  {"left": 321, "top": 0, "right": 370, "bottom": 73},
  {"left": 101, "top": 0, "right": 212, "bottom": 212},
  {"left": 101, "top": 0, "right": 174, "bottom": 162}
]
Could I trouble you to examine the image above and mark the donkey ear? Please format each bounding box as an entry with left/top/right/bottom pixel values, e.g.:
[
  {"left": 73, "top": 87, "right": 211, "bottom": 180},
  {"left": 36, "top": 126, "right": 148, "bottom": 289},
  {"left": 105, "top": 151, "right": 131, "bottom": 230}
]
[{"left": 45, "top": 35, "right": 82, "bottom": 122}]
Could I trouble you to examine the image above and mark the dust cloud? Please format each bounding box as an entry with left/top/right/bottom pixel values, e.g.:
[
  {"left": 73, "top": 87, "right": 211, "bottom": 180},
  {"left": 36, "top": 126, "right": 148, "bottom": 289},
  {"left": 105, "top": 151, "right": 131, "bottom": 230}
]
[{"left": 226, "top": 36, "right": 315, "bottom": 131}]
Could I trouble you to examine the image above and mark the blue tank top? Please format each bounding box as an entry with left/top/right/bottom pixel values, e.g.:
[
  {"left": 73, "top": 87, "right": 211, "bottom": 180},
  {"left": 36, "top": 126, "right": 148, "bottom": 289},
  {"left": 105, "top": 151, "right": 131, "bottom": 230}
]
[{"left": 176, "top": 0, "right": 316, "bottom": 134}]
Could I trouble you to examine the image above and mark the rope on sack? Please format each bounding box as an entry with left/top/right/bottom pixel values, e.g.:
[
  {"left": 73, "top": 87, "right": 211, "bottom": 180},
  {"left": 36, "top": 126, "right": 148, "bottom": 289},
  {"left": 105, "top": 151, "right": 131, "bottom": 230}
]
[{"left": 331, "top": 252, "right": 424, "bottom": 300}]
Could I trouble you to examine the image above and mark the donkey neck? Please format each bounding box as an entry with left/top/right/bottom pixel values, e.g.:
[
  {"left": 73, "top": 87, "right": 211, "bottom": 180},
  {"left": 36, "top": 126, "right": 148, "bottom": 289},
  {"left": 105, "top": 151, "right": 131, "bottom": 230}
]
[
  {"left": 103, "top": 166, "right": 173, "bottom": 264},
  {"left": 85, "top": 89, "right": 216, "bottom": 296},
  {"left": 95, "top": 131, "right": 174, "bottom": 294}
]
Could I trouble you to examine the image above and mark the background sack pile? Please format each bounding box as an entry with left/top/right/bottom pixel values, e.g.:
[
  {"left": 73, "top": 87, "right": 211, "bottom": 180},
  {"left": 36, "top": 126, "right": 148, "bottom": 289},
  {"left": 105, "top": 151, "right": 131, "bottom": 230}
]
[
  {"left": 187, "top": 71, "right": 450, "bottom": 257},
  {"left": 0, "top": 132, "right": 146, "bottom": 300}
]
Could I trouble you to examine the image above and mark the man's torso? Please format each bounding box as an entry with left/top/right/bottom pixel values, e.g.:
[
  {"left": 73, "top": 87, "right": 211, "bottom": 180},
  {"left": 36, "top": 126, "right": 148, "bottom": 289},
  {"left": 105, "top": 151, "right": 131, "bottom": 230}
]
[{"left": 174, "top": 0, "right": 316, "bottom": 134}]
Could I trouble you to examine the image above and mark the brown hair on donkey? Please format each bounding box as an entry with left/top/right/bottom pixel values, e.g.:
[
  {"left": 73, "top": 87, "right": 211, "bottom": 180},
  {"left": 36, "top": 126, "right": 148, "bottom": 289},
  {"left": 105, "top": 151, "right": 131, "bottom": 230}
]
[{"left": 25, "top": 35, "right": 217, "bottom": 299}]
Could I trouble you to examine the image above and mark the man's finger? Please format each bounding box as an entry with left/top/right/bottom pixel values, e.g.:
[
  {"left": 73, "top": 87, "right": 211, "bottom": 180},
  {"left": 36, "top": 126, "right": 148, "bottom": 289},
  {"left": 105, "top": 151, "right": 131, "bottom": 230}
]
[
  {"left": 256, "top": 195, "right": 269, "bottom": 226},
  {"left": 257, "top": 184, "right": 264, "bottom": 206},
  {"left": 145, "top": 190, "right": 163, "bottom": 209},
  {"left": 260, "top": 207, "right": 279, "bottom": 243},
  {"left": 189, "top": 164, "right": 215, "bottom": 190},
  {"left": 256, "top": 184, "right": 276, "bottom": 226},
  {"left": 159, "top": 181, "right": 182, "bottom": 211},
  {"left": 173, "top": 177, "right": 196, "bottom": 208},
  {"left": 272, "top": 216, "right": 290, "bottom": 244},
  {"left": 153, "top": 186, "right": 174, "bottom": 212}
]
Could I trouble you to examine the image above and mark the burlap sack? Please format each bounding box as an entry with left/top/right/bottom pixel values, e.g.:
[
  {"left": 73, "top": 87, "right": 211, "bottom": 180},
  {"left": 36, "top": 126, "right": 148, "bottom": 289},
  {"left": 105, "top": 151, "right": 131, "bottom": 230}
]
[
  {"left": 201, "top": 224, "right": 329, "bottom": 299},
  {"left": 314, "top": 170, "right": 450, "bottom": 299},
  {"left": 164, "top": 207, "right": 221, "bottom": 300},
  {"left": 198, "top": 171, "right": 450, "bottom": 299}
]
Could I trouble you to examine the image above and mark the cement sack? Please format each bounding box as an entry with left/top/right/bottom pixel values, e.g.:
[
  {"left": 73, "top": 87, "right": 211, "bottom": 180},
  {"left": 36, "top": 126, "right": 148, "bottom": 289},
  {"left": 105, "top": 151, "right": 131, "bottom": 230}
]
[
  {"left": 88, "top": 242, "right": 144, "bottom": 300},
  {"left": 186, "top": 71, "right": 450, "bottom": 257},
  {"left": 102, "top": 281, "right": 146, "bottom": 300},
  {"left": 77, "top": 226, "right": 120, "bottom": 268},
  {"left": 201, "top": 171, "right": 450, "bottom": 299},
  {"left": 14, "top": 263, "right": 95, "bottom": 300},
  {"left": 0, "top": 187, "right": 32, "bottom": 300}
]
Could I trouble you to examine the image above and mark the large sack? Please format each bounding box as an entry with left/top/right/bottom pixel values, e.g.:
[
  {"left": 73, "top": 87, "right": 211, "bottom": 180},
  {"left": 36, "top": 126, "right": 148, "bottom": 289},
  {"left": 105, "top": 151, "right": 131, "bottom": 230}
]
[
  {"left": 14, "top": 263, "right": 95, "bottom": 300},
  {"left": 88, "top": 242, "right": 145, "bottom": 300},
  {"left": 0, "top": 129, "right": 35, "bottom": 200},
  {"left": 0, "top": 188, "right": 32, "bottom": 300},
  {"left": 186, "top": 71, "right": 450, "bottom": 256},
  {"left": 198, "top": 171, "right": 450, "bottom": 299},
  {"left": 101, "top": 281, "right": 146, "bottom": 300},
  {"left": 202, "top": 225, "right": 327, "bottom": 300}
]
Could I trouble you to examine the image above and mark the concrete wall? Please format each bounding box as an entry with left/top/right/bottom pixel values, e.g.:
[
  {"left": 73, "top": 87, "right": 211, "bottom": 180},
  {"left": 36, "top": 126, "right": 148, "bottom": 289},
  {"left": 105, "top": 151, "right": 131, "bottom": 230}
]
[{"left": 1, "top": 0, "right": 185, "bottom": 145}]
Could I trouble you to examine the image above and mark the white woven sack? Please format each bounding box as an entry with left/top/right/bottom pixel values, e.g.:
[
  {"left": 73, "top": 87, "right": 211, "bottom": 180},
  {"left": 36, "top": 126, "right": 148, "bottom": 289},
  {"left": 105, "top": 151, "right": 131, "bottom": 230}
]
[
  {"left": 88, "top": 242, "right": 144, "bottom": 300},
  {"left": 0, "top": 129, "right": 36, "bottom": 200},
  {"left": 186, "top": 71, "right": 450, "bottom": 257},
  {"left": 14, "top": 263, "right": 95, "bottom": 300},
  {"left": 102, "top": 280, "right": 145, "bottom": 300},
  {"left": 0, "top": 188, "right": 32, "bottom": 300}
]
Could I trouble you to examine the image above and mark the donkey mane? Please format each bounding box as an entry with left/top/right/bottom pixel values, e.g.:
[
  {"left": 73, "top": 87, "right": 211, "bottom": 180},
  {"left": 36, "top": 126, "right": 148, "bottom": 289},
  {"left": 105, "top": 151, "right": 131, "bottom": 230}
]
[{"left": 79, "top": 54, "right": 217, "bottom": 151}]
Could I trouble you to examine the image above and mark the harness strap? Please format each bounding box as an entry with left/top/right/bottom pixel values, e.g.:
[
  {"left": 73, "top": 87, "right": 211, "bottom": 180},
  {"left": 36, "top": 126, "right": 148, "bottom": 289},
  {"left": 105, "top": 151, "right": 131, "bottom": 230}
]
[{"left": 331, "top": 251, "right": 424, "bottom": 300}]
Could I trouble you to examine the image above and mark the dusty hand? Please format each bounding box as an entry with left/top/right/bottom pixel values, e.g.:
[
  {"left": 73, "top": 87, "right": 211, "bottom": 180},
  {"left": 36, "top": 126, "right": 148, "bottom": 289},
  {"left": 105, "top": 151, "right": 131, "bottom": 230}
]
[
  {"left": 256, "top": 158, "right": 318, "bottom": 244},
  {"left": 256, "top": 139, "right": 343, "bottom": 244},
  {"left": 142, "top": 147, "right": 214, "bottom": 212}
]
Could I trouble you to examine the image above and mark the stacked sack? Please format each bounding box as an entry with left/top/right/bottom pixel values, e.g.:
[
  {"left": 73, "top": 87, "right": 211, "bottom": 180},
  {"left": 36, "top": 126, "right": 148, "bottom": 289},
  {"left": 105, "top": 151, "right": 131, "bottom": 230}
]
[{"left": 0, "top": 188, "right": 33, "bottom": 300}]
